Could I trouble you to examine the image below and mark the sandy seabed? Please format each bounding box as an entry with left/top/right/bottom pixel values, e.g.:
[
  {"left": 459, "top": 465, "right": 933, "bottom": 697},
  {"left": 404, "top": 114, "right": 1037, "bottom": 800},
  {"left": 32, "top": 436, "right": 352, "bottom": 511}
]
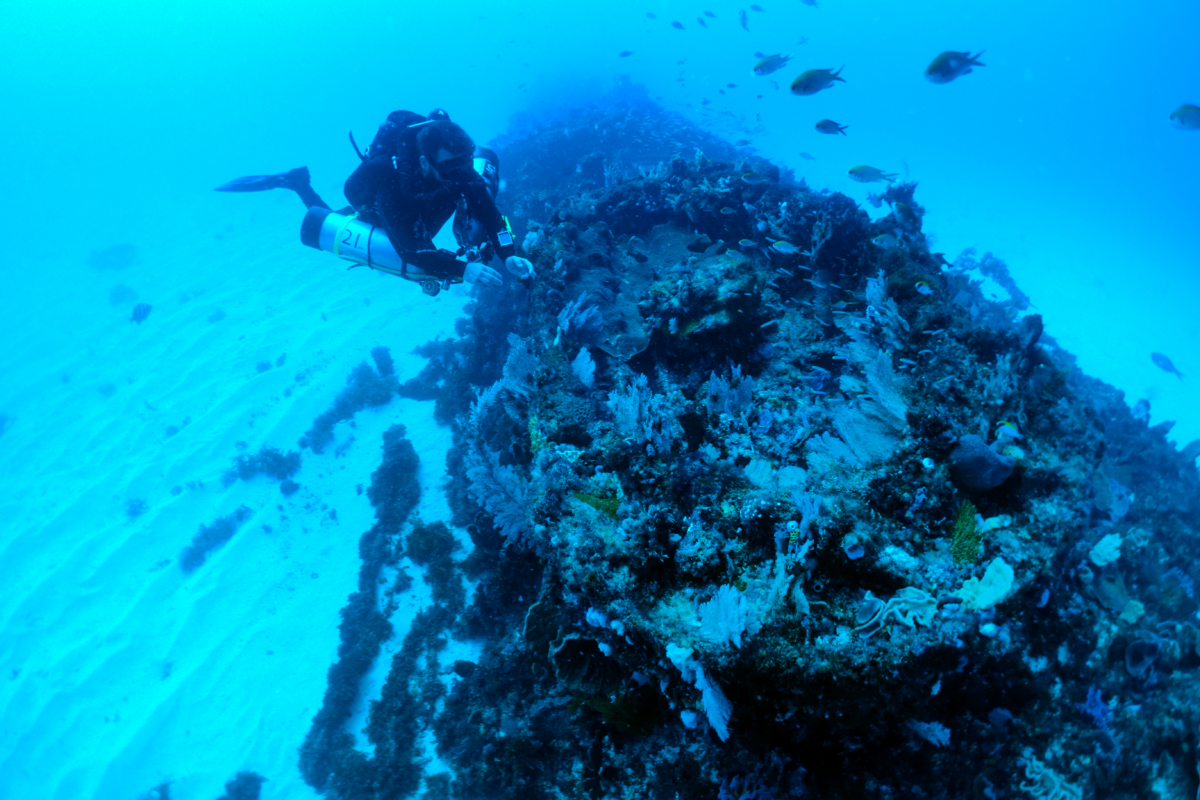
[{"left": 0, "top": 193, "right": 476, "bottom": 799}]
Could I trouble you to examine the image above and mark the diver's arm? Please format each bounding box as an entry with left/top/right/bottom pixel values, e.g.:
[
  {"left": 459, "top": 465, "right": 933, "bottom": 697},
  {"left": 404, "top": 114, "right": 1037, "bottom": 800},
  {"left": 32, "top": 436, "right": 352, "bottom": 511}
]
[
  {"left": 456, "top": 175, "right": 516, "bottom": 260},
  {"left": 375, "top": 184, "right": 464, "bottom": 280}
]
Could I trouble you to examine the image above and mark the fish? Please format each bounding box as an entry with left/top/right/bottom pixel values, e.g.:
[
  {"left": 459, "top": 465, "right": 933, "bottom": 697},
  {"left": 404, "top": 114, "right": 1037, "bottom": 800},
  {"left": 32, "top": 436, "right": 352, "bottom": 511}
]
[
  {"left": 872, "top": 233, "right": 900, "bottom": 249},
  {"left": 995, "top": 420, "right": 1023, "bottom": 441},
  {"left": 894, "top": 201, "right": 920, "bottom": 229},
  {"left": 727, "top": 83, "right": 739, "bottom": 88},
  {"left": 849, "top": 165, "right": 898, "bottom": 183},
  {"left": 771, "top": 240, "right": 800, "bottom": 255},
  {"left": 619, "top": 51, "right": 634, "bottom": 57},
  {"left": 672, "top": 20, "right": 684, "bottom": 29},
  {"left": 89, "top": 242, "right": 139, "bottom": 271},
  {"left": 754, "top": 53, "right": 792, "bottom": 75},
  {"left": 1151, "top": 352, "right": 1185, "bottom": 380},
  {"left": 698, "top": 17, "right": 707, "bottom": 27},
  {"left": 750, "top": 3, "right": 765, "bottom": 10},
  {"left": 801, "top": 0, "right": 817, "bottom": 5},
  {"left": 739, "top": 8, "right": 749, "bottom": 31},
  {"left": 914, "top": 280, "right": 934, "bottom": 295},
  {"left": 130, "top": 303, "right": 153, "bottom": 324},
  {"left": 790, "top": 67, "right": 845, "bottom": 95},
  {"left": 925, "top": 50, "right": 985, "bottom": 84},
  {"left": 720, "top": 206, "right": 736, "bottom": 214},
  {"left": 741, "top": 172, "right": 764, "bottom": 184},
  {"left": 704, "top": 10, "right": 716, "bottom": 17},
  {"left": 738, "top": 238, "right": 758, "bottom": 248},
  {"left": 798, "top": 152, "right": 815, "bottom": 161},
  {"left": 646, "top": 11, "right": 656, "bottom": 17},
  {"left": 735, "top": 138, "right": 752, "bottom": 145},
  {"left": 1170, "top": 104, "right": 1200, "bottom": 130},
  {"left": 815, "top": 119, "right": 848, "bottom": 135},
  {"left": 687, "top": 235, "right": 714, "bottom": 253}
]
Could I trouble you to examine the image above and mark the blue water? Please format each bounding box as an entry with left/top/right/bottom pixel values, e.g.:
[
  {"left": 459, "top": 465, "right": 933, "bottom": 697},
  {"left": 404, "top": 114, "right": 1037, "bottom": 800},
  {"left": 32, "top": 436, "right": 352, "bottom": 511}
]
[
  {"left": 3, "top": 0, "right": 1196, "bottom": 439},
  {"left": 2, "top": 0, "right": 1197, "bottom": 796}
]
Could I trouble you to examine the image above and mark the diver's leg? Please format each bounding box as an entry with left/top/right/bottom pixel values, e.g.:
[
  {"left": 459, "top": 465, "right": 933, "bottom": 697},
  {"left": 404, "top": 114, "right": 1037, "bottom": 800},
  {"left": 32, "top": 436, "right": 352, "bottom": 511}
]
[{"left": 214, "top": 167, "right": 330, "bottom": 210}]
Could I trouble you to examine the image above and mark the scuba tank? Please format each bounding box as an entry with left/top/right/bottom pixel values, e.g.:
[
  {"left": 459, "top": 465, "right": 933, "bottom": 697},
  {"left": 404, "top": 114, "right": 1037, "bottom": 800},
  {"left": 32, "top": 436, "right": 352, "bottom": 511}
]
[
  {"left": 299, "top": 207, "right": 461, "bottom": 297},
  {"left": 300, "top": 141, "right": 503, "bottom": 297}
]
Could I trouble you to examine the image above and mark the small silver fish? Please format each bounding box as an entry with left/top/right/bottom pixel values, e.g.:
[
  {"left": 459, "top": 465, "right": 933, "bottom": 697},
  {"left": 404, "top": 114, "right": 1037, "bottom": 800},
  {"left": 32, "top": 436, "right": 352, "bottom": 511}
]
[
  {"left": 849, "top": 165, "right": 898, "bottom": 183},
  {"left": 754, "top": 54, "right": 792, "bottom": 75}
]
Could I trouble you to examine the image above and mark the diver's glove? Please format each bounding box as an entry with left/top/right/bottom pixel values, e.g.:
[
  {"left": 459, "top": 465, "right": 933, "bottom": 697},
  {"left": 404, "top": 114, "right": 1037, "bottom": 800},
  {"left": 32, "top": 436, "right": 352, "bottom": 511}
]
[
  {"left": 505, "top": 256, "right": 534, "bottom": 279},
  {"left": 464, "top": 261, "right": 504, "bottom": 287}
]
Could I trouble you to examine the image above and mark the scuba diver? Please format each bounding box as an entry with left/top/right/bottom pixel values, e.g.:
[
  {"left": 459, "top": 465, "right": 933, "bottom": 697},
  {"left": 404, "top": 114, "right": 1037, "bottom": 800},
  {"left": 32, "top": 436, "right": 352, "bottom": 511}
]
[{"left": 216, "top": 109, "right": 533, "bottom": 296}]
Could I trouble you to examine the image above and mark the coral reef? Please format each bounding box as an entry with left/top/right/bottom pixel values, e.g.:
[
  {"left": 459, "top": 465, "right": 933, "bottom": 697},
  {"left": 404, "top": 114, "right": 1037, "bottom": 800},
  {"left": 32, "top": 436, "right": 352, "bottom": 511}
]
[
  {"left": 180, "top": 506, "right": 252, "bottom": 573},
  {"left": 216, "top": 771, "right": 266, "bottom": 800},
  {"left": 301, "top": 87, "right": 1200, "bottom": 799},
  {"left": 299, "top": 347, "right": 398, "bottom": 454},
  {"left": 221, "top": 445, "right": 301, "bottom": 486},
  {"left": 298, "top": 424, "right": 427, "bottom": 795}
]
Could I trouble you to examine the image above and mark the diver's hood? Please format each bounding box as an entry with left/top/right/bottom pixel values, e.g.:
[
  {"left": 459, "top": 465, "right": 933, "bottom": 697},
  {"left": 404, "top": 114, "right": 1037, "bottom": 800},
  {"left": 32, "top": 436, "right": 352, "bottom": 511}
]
[{"left": 473, "top": 146, "right": 500, "bottom": 200}]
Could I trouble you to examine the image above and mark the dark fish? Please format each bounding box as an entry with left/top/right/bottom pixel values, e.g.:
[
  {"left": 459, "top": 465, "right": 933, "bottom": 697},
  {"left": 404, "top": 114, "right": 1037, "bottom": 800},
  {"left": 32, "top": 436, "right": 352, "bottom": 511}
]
[
  {"left": 687, "top": 235, "right": 714, "bottom": 253},
  {"left": 672, "top": 20, "right": 684, "bottom": 29},
  {"left": 89, "top": 243, "right": 138, "bottom": 271},
  {"left": 1151, "top": 352, "right": 1185, "bottom": 380},
  {"left": 798, "top": 152, "right": 816, "bottom": 160},
  {"left": 619, "top": 50, "right": 634, "bottom": 57},
  {"left": 750, "top": 3, "right": 765, "bottom": 10},
  {"left": 755, "top": 51, "right": 765, "bottom": 58},
  {"left": 697, "top": 17, "right": 707, "bottom": 26},
  {"left": 109, "top": 285, "right": 137, "bottom": 306},
  {"left": 705, "top": 9, "right": 716, "bottom": 16},
  {"left": 739, "top": 8, "right": 749, "bottom": 31},
  {"left": 646, "top": 11, "right": 656, "bottom": 17},
  {"left": 727, "top": 83, "right": 738, "bottom": 88},
  {"left": 130, "top": 303, "right": 152, "bottom": 324}
]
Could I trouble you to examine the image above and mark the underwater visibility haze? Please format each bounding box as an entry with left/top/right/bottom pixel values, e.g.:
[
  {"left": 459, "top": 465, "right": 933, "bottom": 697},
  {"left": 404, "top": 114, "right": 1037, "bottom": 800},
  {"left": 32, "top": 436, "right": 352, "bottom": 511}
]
[{"left": 1, "top": 0, "right": 1198, "bottom": 798}]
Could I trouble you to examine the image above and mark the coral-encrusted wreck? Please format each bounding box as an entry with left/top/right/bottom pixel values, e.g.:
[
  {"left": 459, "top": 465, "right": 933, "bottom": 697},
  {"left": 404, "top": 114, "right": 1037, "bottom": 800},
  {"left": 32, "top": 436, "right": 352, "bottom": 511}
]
[{"left": 300, "top": 84, "right": 1200, "bottom": 800}]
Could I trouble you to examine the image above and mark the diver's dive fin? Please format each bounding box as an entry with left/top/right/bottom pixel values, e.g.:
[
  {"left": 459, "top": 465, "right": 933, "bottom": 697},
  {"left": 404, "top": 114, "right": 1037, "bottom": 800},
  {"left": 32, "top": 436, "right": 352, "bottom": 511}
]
[{"left": 215, "top": 167, "right": 311, "bottom": 193}]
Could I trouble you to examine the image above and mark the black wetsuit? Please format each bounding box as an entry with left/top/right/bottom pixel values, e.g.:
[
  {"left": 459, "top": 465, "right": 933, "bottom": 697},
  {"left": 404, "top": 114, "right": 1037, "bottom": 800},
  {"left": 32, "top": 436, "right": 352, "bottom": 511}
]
[{"left": 344, "top": 110, "right": 514, "bottom": 279}]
